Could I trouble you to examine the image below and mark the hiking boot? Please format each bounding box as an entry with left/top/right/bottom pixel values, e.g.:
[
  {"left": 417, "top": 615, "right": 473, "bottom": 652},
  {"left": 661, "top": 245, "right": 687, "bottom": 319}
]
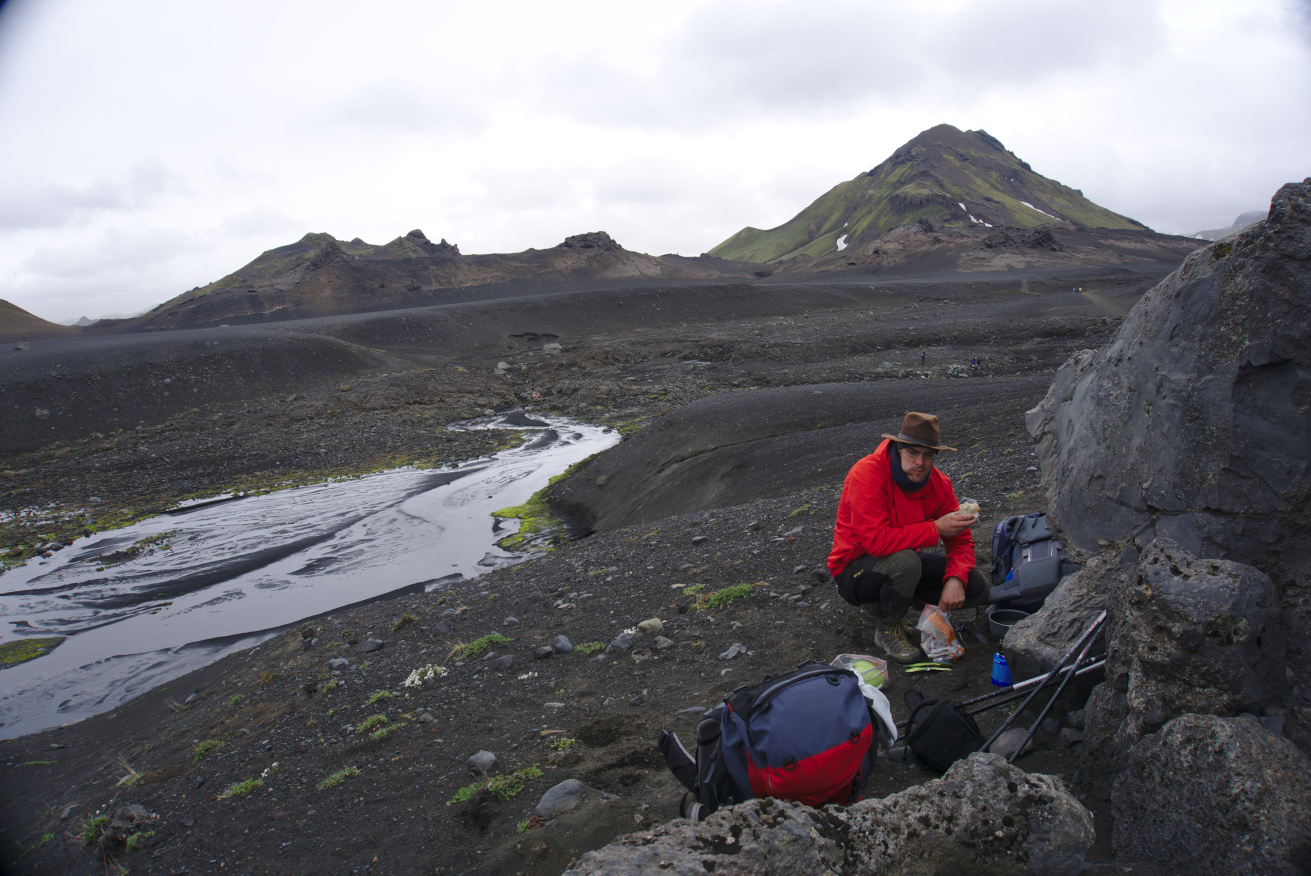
[{"left": 875, "top": 616, "right": 923, "bottom": 664}]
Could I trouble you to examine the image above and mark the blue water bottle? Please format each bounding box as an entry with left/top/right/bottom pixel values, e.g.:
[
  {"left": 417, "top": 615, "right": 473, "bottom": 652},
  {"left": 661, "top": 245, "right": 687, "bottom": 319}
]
[{"left": 991, "top": 648, "right": 1013, "bottom": 687}]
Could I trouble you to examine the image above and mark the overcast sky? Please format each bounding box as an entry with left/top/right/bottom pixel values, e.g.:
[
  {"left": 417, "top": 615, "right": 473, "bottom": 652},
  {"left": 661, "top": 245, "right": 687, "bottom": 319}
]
[{"left": 0, "top": 0, "right": 1307, "bottom": 324}]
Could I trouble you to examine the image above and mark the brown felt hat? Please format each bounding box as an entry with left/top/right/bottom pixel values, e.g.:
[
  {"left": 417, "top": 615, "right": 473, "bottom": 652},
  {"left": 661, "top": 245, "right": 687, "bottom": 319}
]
[{"left": 881, "top": 411, "right": 956, "bottom": 452}]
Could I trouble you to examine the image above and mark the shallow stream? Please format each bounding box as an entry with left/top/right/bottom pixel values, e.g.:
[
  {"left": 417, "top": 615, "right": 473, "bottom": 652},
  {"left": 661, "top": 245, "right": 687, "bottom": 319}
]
[{"left": 0, "top": 413, "right": 618, "bottom": 739}]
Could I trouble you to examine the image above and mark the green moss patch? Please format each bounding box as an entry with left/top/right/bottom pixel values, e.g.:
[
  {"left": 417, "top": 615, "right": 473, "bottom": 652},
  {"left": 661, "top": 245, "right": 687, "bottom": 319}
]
[{"left": 0, "top": 637, "right": 66, "bottom": 667}]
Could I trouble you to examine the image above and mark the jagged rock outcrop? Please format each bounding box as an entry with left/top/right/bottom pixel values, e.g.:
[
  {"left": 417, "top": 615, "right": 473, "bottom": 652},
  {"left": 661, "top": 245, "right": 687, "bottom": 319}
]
[
  {"left": 1027, "top": 178, "right": 1311, "bottom": 578},
  {"left": 1082, "top": 538, "right": 1285, "bottom": 790},
  {"left": 1112, "top": 713, "right": 1311, "bottom": 875},
  {"left": 564, "top": 753, "right": 1094, "bottom": 876},
  {"left": 557, "top": 231, "right": 622, "bottom": 252}
]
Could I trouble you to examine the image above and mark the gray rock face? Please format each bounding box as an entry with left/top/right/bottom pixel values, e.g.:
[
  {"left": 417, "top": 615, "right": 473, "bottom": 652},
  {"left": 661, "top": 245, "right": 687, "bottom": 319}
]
[
  {"left": 1003, "top": 545, "right": 1135, "bottom": 683},
  {"left": 1083, "top": 538, "right": 1285, "bottom": 788},
  {"left": 564, "top": 753, "right": 1093, "bottom": 876},
  {"left": 1026, "top": 179, "right": 1311, "bottom": 577},
  {"left": 1112, "top": 713, "right": 1311, "bottom": 875}
]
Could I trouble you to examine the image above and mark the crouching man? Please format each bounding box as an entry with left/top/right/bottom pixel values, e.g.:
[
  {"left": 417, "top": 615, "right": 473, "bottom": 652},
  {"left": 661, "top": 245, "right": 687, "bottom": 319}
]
[{"left": 828, "top": 412, "right": 988, "bottom": 663}]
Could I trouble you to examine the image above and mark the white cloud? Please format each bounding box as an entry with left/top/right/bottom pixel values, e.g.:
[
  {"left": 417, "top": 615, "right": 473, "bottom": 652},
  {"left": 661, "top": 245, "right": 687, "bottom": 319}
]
[{"left": 0, "top": 0, "right": 1307, "bottom": 321}]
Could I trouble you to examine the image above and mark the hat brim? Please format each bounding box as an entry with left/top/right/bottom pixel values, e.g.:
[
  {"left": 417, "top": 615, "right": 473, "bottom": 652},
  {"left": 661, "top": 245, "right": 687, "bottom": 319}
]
[{"left": 882, "top": 433, "right": 956, "bottom": 452}]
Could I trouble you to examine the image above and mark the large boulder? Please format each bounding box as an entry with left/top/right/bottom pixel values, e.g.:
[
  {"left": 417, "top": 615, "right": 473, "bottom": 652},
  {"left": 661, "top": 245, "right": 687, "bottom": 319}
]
[
  {"left": 1026, "top": 179, "right": 1311, "bottom": 579},
  {"left": 1112, "top": 713, "right": 1311, "bottom": 875},
  {"left": 564, "top": 753, "right": 1094, "bottom": 876},
  {"left": 1082, "top": 538, "right": 1285, "bottom": 789}
]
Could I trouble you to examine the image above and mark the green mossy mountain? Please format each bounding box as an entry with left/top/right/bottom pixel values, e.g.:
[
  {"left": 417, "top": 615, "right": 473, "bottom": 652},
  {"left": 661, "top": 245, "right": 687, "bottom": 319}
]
[{"left": 709, "top": 124, "right": 1145, "bottom": 264}]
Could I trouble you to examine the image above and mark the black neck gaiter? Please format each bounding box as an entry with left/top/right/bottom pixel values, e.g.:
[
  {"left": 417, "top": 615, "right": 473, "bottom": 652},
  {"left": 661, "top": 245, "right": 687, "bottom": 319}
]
[{"left": 889, "top": 442, "right": 929, "bottom": 493}]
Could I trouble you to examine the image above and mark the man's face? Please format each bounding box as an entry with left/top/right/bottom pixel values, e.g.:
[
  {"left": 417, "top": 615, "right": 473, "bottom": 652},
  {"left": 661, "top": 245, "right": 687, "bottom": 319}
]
[{"left": 898, "top": 445, "right": 937, "bottom": 483}]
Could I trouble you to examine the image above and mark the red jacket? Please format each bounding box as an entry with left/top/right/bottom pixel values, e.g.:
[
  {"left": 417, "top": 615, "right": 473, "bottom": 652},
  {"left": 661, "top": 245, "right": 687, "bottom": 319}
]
[{"left": 828, "top": 439, "right": 975, "bottom": 582}]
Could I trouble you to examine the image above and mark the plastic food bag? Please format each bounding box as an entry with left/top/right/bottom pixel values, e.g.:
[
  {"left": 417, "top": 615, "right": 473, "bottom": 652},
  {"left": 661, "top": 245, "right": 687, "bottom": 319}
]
[
  {"left": 917, "top": 606, "right": 965, "bottom": 663},
  {"left": 831, "top": 653, "right": 888, "bottom": 689}
]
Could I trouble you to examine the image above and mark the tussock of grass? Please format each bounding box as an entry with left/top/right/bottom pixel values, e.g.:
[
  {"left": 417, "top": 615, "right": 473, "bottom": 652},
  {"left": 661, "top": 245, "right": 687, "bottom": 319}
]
[
  {"left": 192, "top": 739, "right": 224, "bottom": 763},
  {"left": 218, "top": 777, "right": 263, "bottom": 799},
  {"left": 451, "top": 633, "right": 510, "bottom": 660},
  {"left": 392, "top": 613, "right": 419, "bottom": 632},
  {"left": 356, "top": 714, "right": 388, "bottom": 733},
  {"left": 699, "top": 583, "right": 753, "bottom": 611},
  {"left": 81, "top": 814, "right": 110, "bottom": 845},
  {"left": 449, "top": 765, "right": 542, "bottom": 804},
  {"left": 317, "top": 766, "right": 360, "bottom": 789},
  {"left": 367, "top": 689, "right": 394, "bottom": 704}
]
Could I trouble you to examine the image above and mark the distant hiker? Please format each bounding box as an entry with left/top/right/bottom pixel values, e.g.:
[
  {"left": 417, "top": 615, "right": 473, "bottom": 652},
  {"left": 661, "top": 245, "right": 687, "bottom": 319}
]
[
  {"left": 970, "top": 356, "right": 979, "bottom": 371},
  {"left": 827, "top": 412, "right": 987, "bottom": 663},
  {"left": 920, "top": 350, "right": 926, "bottom": 365}
]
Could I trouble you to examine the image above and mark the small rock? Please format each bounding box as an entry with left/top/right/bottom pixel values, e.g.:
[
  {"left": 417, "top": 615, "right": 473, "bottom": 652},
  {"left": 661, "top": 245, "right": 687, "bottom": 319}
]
[
  {"left": 361, "top": 638, "right": 384, "bottom": 653},
  {"left": 692, "top": 535, "right": 709, "bottom": 546},
  {"left": 729, "top": 621, "right": 744, "bottom": 632},
  {"left": 435, "top": 619, "right": 452, "bottom": 635},
  {"left": 1262, "top": 716, "right": 1286, "bottom": 736},
  {"left": 533, "top": 646, "right": 554, "bottom": 660},
  {"left": 417, "top": 712, "right": 438, "bottom": 725},
  {"left": 990, "top": 728, "right": 1036, "bottom": 759},
  {"left": 748, "top": 521, "right": 762, "bottom": 531},
  {"left": 630, "top": 690, "right": 648, "bottom": 706},
  {"left": 467, "top": 751, "right": 498, "bottom": 774},
  {"left": 608, "top": 633, "right": 634, "bottom": 654},
  {"left": 1060, "top": 728, "right": 1084, "bottom": 747},
  {"left": 300, "top": 639, "right": 314, "bottom": 651},
  {"left": 328, "top": 658, "right": 350, "bottom": 670},
  {"left": 1067, "top": 709, "right": 1085, "bottom": 731},
  {"left": 795, "top": 601, "right": 811, "bottom": 609},
  {"left": 535, "top": 778, "right": 585, "bottom": 818},
  {"left": 491, "top": 655, "right": 514, "bottom": 671},
  {"left": 677, "top": 706, "right": 707, "bottom": 718},
  {"left": 783, "top": 525, "right": 804, "bottom": 537},
  {"left": 184, "top": 692, "right": 200, "bottom": 705},
  {"left": 631, "top": 648, "right": 652, "bottom": 662},
  {"left": 636, "top": 618, "right": 663, "bottom": 635},
  {"left": 441, "top": 608, "right": 456, "bottom": 618},
  {"left": 553, "top": 635, "right": 573, "bottom": 654},
  {"left": 545, "top": 702, "right": 565, "bottom": 710},
  {"left": 503, "top": 616, "right": 520, "bottom": 626},
  {"left": 652, "top": 636, "right": 675, "bottom": 651},
  {"left": 1041, "top": 717, "right": 1062, "bottom": 736},
  {"left": 719, "top": 643, "right": 747, "bottom": 660},
  {"left": 793, "top": 564, "right": 807, "bottom": 574}
]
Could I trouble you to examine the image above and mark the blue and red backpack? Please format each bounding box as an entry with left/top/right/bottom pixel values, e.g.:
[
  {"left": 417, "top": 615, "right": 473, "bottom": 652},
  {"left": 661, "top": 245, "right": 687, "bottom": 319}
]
[{"left": 657, "top": 662, "right": 883, "bottom": 819}]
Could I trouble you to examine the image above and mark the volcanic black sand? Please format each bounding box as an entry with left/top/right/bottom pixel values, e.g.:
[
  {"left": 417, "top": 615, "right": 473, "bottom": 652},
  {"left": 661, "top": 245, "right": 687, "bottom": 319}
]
[{"left": 0, "top": 263, "right": 1184, "bottom": 875}]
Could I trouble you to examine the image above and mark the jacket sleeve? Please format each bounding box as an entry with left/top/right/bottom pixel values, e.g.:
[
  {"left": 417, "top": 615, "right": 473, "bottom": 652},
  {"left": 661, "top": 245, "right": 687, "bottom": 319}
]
[
  {"left": 934, "top": 482, "right": 977, "bottom": 583},
  {"left": 844, "top": 462, "right": 940, "bottom": 559}
]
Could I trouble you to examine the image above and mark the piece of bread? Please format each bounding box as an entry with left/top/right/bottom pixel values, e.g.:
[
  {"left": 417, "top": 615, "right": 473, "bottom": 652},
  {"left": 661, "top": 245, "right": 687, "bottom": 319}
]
[{"left": 958, "top": 501, "right": 980, "bottom": 516}]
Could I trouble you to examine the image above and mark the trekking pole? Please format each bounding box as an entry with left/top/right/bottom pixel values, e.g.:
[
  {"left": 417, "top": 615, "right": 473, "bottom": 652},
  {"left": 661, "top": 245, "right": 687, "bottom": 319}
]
[
  {"left": 965, "top": 658, "right": 1105, "bottom": 718},
  {"left": 1005, "top": 618, "right": 1106, "bottom": 763},
  {"left": 957, "top": 655, "right": 1106, "bottom": 710},
  {"left": 979, "top": 610, "right": 1107, "bottom": 755},
  {"left": 891, "top": 657, "right": 1107, "bottom": 735}
]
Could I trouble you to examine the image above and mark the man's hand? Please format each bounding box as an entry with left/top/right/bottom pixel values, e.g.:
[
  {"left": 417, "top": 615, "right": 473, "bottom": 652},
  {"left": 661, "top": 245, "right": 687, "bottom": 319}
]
[
  {"left": 939, "top": 576, "right": 966, "bottom": 611},
  {"left": 935, "top": 510, "right": 977, "bottom": 539}
]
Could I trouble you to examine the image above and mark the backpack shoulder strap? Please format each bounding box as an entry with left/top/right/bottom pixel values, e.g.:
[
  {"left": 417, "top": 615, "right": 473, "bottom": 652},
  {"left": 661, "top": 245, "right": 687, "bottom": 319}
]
[{"left": 656, "top": 729, "right": 698, "bottom": 793}]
